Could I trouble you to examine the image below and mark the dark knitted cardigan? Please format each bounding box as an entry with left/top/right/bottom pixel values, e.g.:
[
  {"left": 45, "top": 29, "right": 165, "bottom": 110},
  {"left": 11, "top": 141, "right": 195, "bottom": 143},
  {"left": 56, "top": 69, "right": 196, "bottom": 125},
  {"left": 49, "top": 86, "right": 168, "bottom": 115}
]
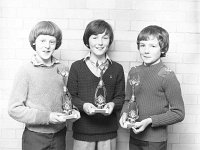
[
  {"left": 122, "top": 61, "right": 185, "bottom": 142},
  {"left": 67, "top": 59, "right": 125, "bottom": 141}
]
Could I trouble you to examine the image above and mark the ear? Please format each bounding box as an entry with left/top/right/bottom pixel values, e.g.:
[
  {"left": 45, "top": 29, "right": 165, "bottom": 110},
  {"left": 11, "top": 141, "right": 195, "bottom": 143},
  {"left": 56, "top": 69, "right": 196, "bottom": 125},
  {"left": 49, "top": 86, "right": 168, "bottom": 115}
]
[{"left": 86, "top": 44, "right": 90, "bottom": 49}]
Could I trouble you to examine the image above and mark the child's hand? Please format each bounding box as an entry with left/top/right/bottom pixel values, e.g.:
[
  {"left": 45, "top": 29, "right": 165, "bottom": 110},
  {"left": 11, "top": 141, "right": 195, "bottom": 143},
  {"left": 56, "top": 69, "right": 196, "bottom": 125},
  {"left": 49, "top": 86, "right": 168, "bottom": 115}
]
[
  {"left": 66, "top": 109, "right": 81, "bottom": 123},
  {"left": 72, "top": 109, "right": 81, "bottom": 119},
  {"left": 119, "top": 112, "right": 128, "bottom": 128},
  {"left": 132, "top": 118, "right": 152, "bottom": 134},
  {"left": 49, "top": 112, "right": 67, "bottom": 124},
  {"left": 83, "top": 103, "right": 96, "bottom": 115},
  {"left": 103, "top": 102, "right": 115, "bottom": 115}
]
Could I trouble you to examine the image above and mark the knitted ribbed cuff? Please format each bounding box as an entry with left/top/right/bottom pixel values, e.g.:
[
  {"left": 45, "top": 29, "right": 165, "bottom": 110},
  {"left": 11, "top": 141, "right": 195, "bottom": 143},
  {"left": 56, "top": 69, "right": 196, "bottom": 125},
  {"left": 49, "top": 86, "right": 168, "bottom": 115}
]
[{"left": 73, "top": 131, "right": 117, "bottom": 142}]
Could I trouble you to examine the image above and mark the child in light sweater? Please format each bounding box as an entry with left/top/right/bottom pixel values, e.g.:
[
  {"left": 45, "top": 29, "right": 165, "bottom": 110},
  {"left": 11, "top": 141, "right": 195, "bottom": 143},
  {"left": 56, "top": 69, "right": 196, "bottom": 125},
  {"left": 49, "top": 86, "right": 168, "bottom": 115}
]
[
  {"left": 119, "top": 25, "right": 185, "bottom": 150},
  {"left": 8, "top": 21, "right": 80, "bottom": 150}
]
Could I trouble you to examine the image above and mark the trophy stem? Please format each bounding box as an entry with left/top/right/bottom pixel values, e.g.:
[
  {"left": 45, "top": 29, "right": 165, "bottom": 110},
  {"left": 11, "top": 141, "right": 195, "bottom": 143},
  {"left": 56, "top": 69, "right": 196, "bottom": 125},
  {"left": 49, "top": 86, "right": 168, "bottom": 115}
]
[
  {"left": 63, "top": 86, "right": 67, "bottom": 92},
  {"left": 57, "top": 67, "right": 73, "bottom": 115},
  {"left": 130, "top": 85, "right": 136, "bottom": 101},
  {"left": 127, "top": 76, "right": 140, "bottom": 123}
]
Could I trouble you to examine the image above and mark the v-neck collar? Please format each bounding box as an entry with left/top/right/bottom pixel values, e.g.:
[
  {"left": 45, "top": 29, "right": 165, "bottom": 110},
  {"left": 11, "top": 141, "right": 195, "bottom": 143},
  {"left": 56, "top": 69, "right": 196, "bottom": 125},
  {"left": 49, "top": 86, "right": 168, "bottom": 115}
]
[{"left": 82, "top": 59, "right": 111, "bottom": 79}]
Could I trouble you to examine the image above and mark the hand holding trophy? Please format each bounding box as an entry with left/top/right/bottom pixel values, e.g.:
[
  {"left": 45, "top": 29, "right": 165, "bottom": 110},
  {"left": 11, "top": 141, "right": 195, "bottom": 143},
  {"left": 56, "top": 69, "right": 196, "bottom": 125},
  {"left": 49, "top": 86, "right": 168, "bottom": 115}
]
[
  {"left": 57, "top": 67, "right": 79, "bottom": 120},
  {"left": 125, "top": 72, "right": 140, "bottom": 128}
]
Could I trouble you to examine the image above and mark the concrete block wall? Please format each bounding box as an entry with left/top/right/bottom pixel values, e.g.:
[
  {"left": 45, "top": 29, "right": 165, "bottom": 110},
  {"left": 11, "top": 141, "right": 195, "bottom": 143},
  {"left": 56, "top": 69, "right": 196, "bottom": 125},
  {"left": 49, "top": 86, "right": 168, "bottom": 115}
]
[{"left": 0, "top": 0, "right": 200, "bottom": 149}]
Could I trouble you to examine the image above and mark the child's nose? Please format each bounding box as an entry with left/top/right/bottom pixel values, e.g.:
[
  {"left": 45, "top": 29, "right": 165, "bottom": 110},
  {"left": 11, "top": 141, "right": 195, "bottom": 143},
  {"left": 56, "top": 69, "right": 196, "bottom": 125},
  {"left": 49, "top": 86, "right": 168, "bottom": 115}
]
[
  {"left": 45, "top": 42, "right": 50, "bottom": 48},
  {"left": 97, "top": 38, "right": 103, "bottom": 45},
  {"left": 144, "top": 46, "right": 150, "bottom": 53}
]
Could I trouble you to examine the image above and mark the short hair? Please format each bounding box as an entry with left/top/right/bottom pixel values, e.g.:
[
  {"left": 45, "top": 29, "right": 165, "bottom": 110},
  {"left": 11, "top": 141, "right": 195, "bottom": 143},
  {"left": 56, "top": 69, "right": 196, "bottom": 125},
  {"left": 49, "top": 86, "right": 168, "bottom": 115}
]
[
  {"left": 29, "top": 21, "right": 62, "bottom": 50},
  {"left": 83, "top": 19, "right": 114, "bottom": 49},
  {"left": 137, "top": 25, "right": 169, "bottom": 57}
]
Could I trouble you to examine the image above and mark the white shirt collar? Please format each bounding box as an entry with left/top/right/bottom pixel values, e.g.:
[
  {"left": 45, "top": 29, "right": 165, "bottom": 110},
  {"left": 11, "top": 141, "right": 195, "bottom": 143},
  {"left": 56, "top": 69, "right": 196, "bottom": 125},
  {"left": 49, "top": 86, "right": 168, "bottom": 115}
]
[
  {"left": 83, "top": 52, "right": 112, "bottom": 64},
  {"left": 31, "top": 54, "right": 60, "bottom": 67}
]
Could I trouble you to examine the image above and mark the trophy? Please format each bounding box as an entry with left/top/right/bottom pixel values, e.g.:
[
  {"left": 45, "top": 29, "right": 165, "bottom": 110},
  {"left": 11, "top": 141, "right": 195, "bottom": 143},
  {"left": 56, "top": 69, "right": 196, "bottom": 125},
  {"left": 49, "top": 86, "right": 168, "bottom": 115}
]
[
  {"left": 94, "top": 65, "right": 108, "bottom": 114},
  {"left": 57, "top": 67, "right": 73, "bottom": 116},
  {"left": 126, "top": 72, "right": 140, "bottom": 128}
]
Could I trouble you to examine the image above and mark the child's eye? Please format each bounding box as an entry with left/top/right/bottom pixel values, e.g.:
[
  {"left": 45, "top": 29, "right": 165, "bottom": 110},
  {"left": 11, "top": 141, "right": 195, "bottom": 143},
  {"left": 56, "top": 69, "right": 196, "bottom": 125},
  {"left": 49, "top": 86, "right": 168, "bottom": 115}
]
[
  {"left": 139, "top": 44, "right": 145, "bottom": 47},
  {"left": 91, "top": 36, "right": 97, "bottom": 39},
  {"left": 103, "top": 36, "right": 109, "bottom": 39},
  {"left": 41, "top": 40, "right": 46, "bottom": 42},
  {"left": 91, "top": 35, "right": 98, "bottom": 39},
  {"left": 151, "top": 45, "right": 157, "bottom": 48},
  {"left": 50, "top": 41, "right": 56, "bottom": 44}
]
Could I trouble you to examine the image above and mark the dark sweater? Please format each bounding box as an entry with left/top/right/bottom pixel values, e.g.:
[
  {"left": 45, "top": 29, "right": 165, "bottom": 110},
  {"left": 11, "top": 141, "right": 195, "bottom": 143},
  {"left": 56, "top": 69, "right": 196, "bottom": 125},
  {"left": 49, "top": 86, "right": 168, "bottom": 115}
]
[
  {"left": 122, "top": 61, "right": 185, "bottom": 142},
  {"left": 67, "top": 59, "right": 125, "bottom": 141}
]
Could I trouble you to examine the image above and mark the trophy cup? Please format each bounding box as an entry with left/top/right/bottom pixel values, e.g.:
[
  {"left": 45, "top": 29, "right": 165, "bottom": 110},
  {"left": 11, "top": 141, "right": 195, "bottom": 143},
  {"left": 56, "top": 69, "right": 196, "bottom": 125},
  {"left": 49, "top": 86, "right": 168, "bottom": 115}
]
[
  {"left": 125, "top": 72, "right": 140, "bottom": 128},
  {"left": 57, "top": 67, "right": 74, "bottom": 118},
  {"left": 94, "top": 66, "right": 108, "bottom": 114}
]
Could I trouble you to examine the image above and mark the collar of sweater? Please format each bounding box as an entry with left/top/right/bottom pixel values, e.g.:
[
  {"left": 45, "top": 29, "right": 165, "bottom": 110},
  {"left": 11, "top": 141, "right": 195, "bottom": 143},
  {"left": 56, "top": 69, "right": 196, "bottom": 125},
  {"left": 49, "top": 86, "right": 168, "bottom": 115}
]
[{"left": 141, "top": 60, "right": 164, "bottom": 71}]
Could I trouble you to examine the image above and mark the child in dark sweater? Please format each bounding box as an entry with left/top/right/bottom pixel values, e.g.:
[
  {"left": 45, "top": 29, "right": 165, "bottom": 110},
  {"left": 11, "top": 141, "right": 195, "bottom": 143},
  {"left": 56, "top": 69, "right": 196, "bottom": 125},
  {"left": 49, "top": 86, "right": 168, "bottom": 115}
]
[
  {"left": 119, "top": 25, "right": 185, "bottom": 150},
  {"left": 67, "top": 19, "right": 125, "bottom": 150}
]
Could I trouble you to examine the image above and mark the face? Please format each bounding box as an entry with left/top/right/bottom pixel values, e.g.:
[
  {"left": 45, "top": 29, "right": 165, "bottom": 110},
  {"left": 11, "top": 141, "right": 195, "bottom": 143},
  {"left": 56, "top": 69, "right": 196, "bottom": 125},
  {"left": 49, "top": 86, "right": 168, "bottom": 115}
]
[
  {"left": 88, "top": 31, "right": 110, "bottom": 59},
  {"left": 35, "top": 35, "right": 56, "bottom": 63},
  {"left": 138, "top": 36, "right": 161, "bottom": 66}
]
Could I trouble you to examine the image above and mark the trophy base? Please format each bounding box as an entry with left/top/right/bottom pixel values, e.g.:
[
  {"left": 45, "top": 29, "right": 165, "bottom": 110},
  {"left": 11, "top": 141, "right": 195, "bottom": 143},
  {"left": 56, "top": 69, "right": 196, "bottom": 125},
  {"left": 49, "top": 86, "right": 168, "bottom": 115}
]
[
  {"left": 124, "top": 121, "right": 135, "bottom": 128},
  {"left": 61, "top": 113, "right": 78, "bottom": 120},
  {"left": 93, "top": 108, "right": 108, "bottom": 114}
]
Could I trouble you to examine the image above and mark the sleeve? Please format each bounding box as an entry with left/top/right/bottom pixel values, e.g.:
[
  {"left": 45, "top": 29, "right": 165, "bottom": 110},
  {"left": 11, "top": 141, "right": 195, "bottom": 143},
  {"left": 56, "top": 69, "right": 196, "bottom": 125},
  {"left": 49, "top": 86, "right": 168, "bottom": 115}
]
[
  {"left": 67, "top": 62, "right": 85, "bottom": 111},
  {"left": 151, "top": 71, "right": 185, "bottom": 127},
  {"left": 8, "top": 66, "right": 50, "bottom": 125},
  {"left": 112, "top": 65, "right": 125, "bottom": 111}
]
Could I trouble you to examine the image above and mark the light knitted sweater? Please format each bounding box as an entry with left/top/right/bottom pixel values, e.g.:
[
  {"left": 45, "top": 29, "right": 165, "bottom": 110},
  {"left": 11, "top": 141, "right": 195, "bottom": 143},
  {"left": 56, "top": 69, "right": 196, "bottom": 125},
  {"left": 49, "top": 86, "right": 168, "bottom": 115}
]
[
  {"left": 122, "top": 61, "right": 185, "bottom": 142},
  {"left": 8, "top": 62, "right": 67, "bottom": 133}
]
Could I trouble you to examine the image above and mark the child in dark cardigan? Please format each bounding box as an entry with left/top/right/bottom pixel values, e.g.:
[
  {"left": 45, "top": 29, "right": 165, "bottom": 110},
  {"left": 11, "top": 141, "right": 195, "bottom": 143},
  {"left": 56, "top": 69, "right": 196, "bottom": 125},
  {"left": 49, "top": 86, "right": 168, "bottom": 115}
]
[
  {"left": 67, "top": 19, "right": 125, "bottom": 150},
  {"left": 119, "top": 25, "right": 185, "bottom": 150}
]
